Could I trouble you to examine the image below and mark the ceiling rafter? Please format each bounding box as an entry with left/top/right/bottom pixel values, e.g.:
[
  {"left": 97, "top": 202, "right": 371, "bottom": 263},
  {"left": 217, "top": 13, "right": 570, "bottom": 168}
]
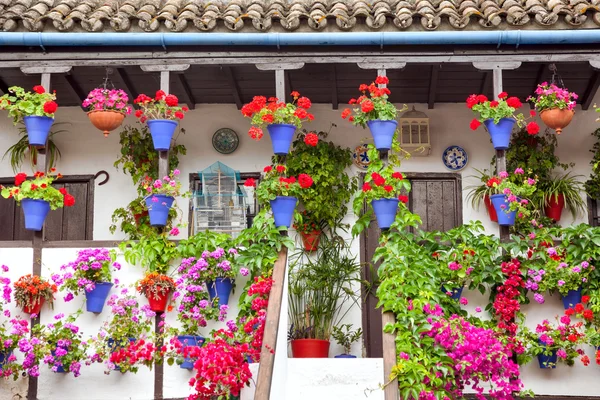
[
  {"left": 64, "top": 71, "right": 87, "bottom": 111},
  {"left": 222, "top": 66, "right": 242, "bottom": 110},
  {"left": 427, "top": 64, "right": 440, "bottom": 109},
  {"left": 177, "top": 73, "right": 196, "bottom": 110}
]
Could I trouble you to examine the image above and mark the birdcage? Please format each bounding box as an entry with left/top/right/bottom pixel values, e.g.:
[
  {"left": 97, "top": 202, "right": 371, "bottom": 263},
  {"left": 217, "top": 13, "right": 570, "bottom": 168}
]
[{"left": 193, "top": 162, "right": 248, "bottom": 237}]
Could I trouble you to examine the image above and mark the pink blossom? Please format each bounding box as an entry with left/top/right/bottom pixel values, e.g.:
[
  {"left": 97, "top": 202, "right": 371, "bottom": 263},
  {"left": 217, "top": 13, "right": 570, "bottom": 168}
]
[
  {"left": 514, "top": 168, "right": 524, "bottom": 174},
  {"left": 499, "top": 171, "right": 509, "bottom": 179}
]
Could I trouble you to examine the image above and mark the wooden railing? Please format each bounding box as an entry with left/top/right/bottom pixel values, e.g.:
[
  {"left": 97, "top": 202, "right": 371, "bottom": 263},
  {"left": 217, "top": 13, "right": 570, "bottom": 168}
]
[{"left": 382, "top": 311, "right": 399, "bottom": 400}]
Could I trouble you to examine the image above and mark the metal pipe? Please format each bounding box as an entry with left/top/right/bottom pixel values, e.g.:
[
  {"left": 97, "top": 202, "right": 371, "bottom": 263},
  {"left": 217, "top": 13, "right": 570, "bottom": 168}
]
[{"left": 1, "top": 30, "right": 600, "bottom": 48}]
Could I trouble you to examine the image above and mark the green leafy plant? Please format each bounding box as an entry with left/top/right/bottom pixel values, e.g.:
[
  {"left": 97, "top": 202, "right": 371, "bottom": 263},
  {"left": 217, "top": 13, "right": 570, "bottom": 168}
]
[
  {"left": 1, "top": 171, "right": 75, "bottom": 210},
  {"left": 3, "top": 124, "right": 63, "bottom": 173},
  {"left": 341, "top": 76, "right": 405, "bottom": 126},
  {"left": 256, "top": 164, "right": 313, "bottom": 204},
  {"left": 585, "top": 127, "right": 600, "bottom": 200},
  {"left": 331, "top": 324, "right": 363, "bottom": 355},
  {"left": 486, "top": 169, "right": 537, "bottom": 220},
  {"left": 467, "top": 92, "right": 538, "bottom": 133},
  {"left": 0, "top": 85, "right": 57, "bottom": 123},
  {"left": 286, "top": 127, "right": 358, "bottom": 232},
  {"left": 133, "top": 91, "right": 188, "bottom": 121},
  {"left": 122, "top": 231, "right": 179, "bottom": 275},
  {"left": 538, "top": 172, "right": 586, "bottom": 219},
  {"left": 465, "top": 168, "right": 495, "bottom": 211}
]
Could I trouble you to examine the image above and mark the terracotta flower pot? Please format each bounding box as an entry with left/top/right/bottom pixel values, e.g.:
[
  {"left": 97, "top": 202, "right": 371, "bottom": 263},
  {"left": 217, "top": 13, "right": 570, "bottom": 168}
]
[
  {"left": 133, "top": 210, "right": 149, "bottom": 226},
  {"left": 540, "top": 108, "right": 574, "bottom": 135},
  {"left": 291, "top": 339, "right": 330, "bottom": 358},
  {"left": 300, "top": 230, "right": 322, "bottom": 252},
  {"left": 145, "top": 289, "right": 170, "bottom": 312},
  {"left": 88, "top": 110, "right": 126, "bottom": 137},
  {"left": 483, "top": 195, "right": 498, "bottom": 223},
  {"left": 544, "top": 194, "right": 565, "bottom": 222},
  {"left": 23, "top": 297, "right": 45, "bottom": 315}
]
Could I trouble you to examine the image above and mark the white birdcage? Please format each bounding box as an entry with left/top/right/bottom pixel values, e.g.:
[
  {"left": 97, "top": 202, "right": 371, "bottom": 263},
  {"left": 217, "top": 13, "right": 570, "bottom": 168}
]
[
  {"left": 399, "top": 106, "right": 431, "bottom": 156},
  {"left": 193, "top": 162, "right": 248, "bottom": 237}
]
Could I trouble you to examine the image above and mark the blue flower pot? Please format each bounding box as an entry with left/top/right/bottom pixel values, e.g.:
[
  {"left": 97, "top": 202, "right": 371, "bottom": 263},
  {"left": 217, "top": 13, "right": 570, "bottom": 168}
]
[
  {"left": 85, "top": 282, "right": 113, "bottom": 313},
  {"left": 51, "top": 347, "right": 67, "bottom": 373},
  {"left": 371, "top": 198, "right": 399, "bottom": 230},
  {"left": 490, "top": 194, "right": 517, "bottom": 226},
  {"left": 24, "top": 116, "right": 54, "bottom": 146},
  {"left": 441, "top": 285, "right": 464, "bottom": 300},
  {"left": 267, "top": 124, "right": 296, "bottom": 155},
  {"left": 21, "top": 199, "right": 50, "bottom": 231},
  {"left": 177, "top": 335, "right": 205, "bottom": 370},
  {"left": 147, "top": 119, "right": 178, "bottom": 151},
  {"left": 246, "top": 355, "right": 254, "bottom": 363},
  {"left": 537, "top": 340, "right": 557, "bottom": 369},
  {"left": 367, "top": 120, "right": 398, "bottom": 151},
  {"left": 483, "top": 118, "right": 516, "bottom": 150},
  {"left": 334, "top": 354, "right": 357, "bottom": 358},
  {"left": 0, "top": 350, "right": 13, "bottom": 370},
  {"left": 107, "top": 337, "right": 136, "bottom": 372},
  {"left": 270, "top": 196, "right": 297, "bottom": 228},
  {"left": 145, "top": 194, "right": 174, "bottom": 227},
  {"left": 207, "top": 278, "right": 234, "bottom": 307},
  {"left": 561, "top": 288, "right": 582, "bottom": 310}
]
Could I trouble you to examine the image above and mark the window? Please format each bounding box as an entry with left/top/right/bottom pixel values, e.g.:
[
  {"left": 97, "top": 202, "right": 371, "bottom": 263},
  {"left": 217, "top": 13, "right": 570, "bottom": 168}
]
[{"left": 0, "top": 175, "right": 95, "bottom": 241}]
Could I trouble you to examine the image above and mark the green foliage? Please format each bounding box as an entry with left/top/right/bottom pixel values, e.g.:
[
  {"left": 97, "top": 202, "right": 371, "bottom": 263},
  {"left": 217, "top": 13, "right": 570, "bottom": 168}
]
[
  {"left": 109, "top": 196, "right": 178, "bottom": 240},
  {"left": 122, "top": 231, "right": 179, "bottom": 275},
  {"left": 0, "top": 85, "right": 57, "bottom": 123},
  {"left": 331, "top": 324, "right": 363, "bottom": 355},
  {"left": 341, "top": 76, "right": 405, "bottom": 127},
  {"left": 3, "top": 124, "right": 63, "bottom": 173},
  {"left": 285, "top": 128, "right": 358, "bottom": 232},
  {"left": 255, "top": 164, "right": 312, "bottom": 206},
  {"left": 1, "top": 172, "right": 69, "bottom": 210},
  {"left": 585, "top": 127, "right": 600, "bottom": 200},
  {"left": 538, "top": 172, "right": 586, "bottom": 219},
  {"left": 179, "top": 230, "right": 234, "bottom": 259}
]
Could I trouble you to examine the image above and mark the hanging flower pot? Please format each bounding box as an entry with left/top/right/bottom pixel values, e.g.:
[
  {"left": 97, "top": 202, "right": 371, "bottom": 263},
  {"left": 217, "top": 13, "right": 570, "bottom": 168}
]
[
  {"left": 24, "top": 116, "right": 54, "bottom": 146},
  {"left": 21, "top": 199, "right": 50, "bottom": 231},
  {"left": 544, "top": 194, "right": 565, "bottom": 222},
  {"left": 483, "top": 195, "right": 498, "bottom": 223},
  {"left": 133, "top": 210, "right": 149, "bottom": 226},
  {"left": 177, "top": 335, "right": 206, "bottom": 370},
  {"left": 147, "top": 119, "right": 178, "bottom": 151},
  {"left": 134, "top": 91, "right": 187, "bottom": 150},
  {"left": 0, "top": 350, "right": 13, "bottom": 370},
  {"left": 267, "top": 124, "right": 296, "bottom": 155},
  {"left": 334, "top": 354, "right": 357, "bottom": 359},
  {"left": 366, "top": 120, "right": 398, "bottom": 151},
  {"left": 441, "top": 285, "right": 464, "bottom": 300},
  {"left": 371, "top": 198, "right": 399, "bottom": 230},
  {"left": 483, "top": 118, "right": 516, "bottom": 150},
  {"left": 138, "top": 272, "right": 175, "bottom": 313},
  {"left": 206, "top": 278, "right": 234, "bottom": 307},
  {"left": 489, "top": 194, "right": 517, "bottom": 226},
  {"left": 561, "top": 287, "right": 582, "bottom": 310},
  {"left": 270, "top": 196, "right": 298, "bottom": 228},
  {"left": 88, "top": 110, "right": 126, "bottom": 137},
  {"left": 291, "top": 339, "right": 330, "bottom": 358},
  {"left": 540, "top": 109, "right": 574, "bottom": 135},
  {"left": 85, "top": 282, "right": 113, "bottom": 313},
  {"left": 300, "top": 230, "right": 322, "bottom": 252},
  {"left": 529, "top": 82, "right": 577, "bottom": 135},
  {"left": 537, "top": 340, "right": 557, "bottom": 369},
  {"left": 145, "top": 289, "right": 171, "bottom": 312},
  {"left": 145, "top": 194, "right": 174, "bottom": 227},
  {"left": 23, "top": 297, "right": 45, "bottom": 315},
  {"left": 51, "top": 346, "right": 67, "bottom": 373}
]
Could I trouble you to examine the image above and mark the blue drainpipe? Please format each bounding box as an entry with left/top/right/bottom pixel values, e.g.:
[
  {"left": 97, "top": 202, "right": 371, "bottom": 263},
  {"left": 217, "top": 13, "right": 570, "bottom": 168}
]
[{"left": 0, "top": 31, "right": 599, "bottom": 49}]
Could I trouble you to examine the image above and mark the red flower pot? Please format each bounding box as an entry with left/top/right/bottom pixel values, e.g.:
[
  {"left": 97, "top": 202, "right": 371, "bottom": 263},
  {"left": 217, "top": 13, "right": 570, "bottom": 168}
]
[
  {"left": 300, "top": 230, "right": 321, "bottom": 252},
  {"left": 146, "top": 289, "right": 170, "bottom": 312},
  {"left": 291, "top": 339, "right": 330, "bottom": 358},
  {"left": 23, "top": 297, "right": 45, "bottom": 315},
  {"left": 133, "top": 210, "right": 149, "bottom": 226},
  {"left": 540, "top": 108, "right": 574, "bottom": 135},
  {"left": 544, "top": 194, "right": 565, "bottom": 222},
  {"left": 483, "top": 195, "right": 498, "bottom": 223}
]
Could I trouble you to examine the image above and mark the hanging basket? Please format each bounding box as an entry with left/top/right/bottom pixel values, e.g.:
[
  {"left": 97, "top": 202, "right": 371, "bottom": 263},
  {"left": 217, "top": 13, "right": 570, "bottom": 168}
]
[
  {"left": 540, "top": 108, "right": 574, "bottom": 135},
  {"left": 88, "top": 110, "right": 126, "bottom": 137}
]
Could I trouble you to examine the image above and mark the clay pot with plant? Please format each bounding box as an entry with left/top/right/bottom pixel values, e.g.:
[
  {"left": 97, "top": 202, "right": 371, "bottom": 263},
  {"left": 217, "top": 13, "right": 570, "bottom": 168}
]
[
  {"left": 528, "top": 82, "right": 577, "bottom": 135},
  {"left": 538, "top": 172, "right": 586, "bottom": 222},
  {"left": 83, "top": 88, "right": 132, "bottom": 137}
]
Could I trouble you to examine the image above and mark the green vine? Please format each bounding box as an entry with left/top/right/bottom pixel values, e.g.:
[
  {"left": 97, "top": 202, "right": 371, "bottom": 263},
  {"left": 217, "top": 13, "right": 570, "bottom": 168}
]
[{"left": 585, "top": 127, "right": 600, "bottom": 200}]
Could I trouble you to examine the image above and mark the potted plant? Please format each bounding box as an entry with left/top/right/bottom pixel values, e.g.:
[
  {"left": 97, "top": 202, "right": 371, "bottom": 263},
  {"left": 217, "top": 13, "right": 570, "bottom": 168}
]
[
  {"left": 36, "top": 312, "right": 87, "bottom": 375},
  {"left": 55, "top": 248, "right": 121, "bottom": 313},
  {"left": 3, "top": 124, "right": 63, "bottom": 173},
  {"left": 0, "top": 317, "right": 28, "bottom": 379},
  {"left": 434, "top": 249, "right": 477, "bottom": 300},
  {"left": 341, "top": 76, "right": 406, "bottom": 151},
  {"left": 195, "top": 247, "right": 244, "bottom": 307},
  {"left": 0, "top": 85, "right": 58, "bottom": 146},
  {"left": 527, "top": 82, "right": 577, "bottom": 134},
  {"left": 142, "top": 169, "right": 183, "bottom": 227},
  {"left": 13, "top": 274, "right": 57, "bottom": 315},
  {"left": 256, "top": 165, "right": 314, "bottom": 228},
  {"left": 0, "top": 170, "right": 75, "bottom": 231},
  {"left": 531, "top": 318, "right": 586, "bottom": 368},
  {"left": 294, "top": 210, "right": 323, "bottom": 252},
  {"left": 465, "top": 168, "right": 498, "bottom": 223},
  {"left": 137, "top": 272, "right": 176, "bottom": 313},
  {"left": 83, "top": 88, "right": 132, "bottom": 137},
  {"left": 538, "top": 172, "right": 586, "bottom": 222},
  {"left": 241, "top": 92, "right": 314, "bottom": 155},
  {"left": 288, "top": 238, "right": 361, "bottom": 358},
  {"left": 331, "top": 324, "right": 362, "bottom": 358},
  {"left": 467, "top": 92, "right": 539, "bottom": 150},
  {"left": 133, "top": 91, "right": 188, "bottom": 151},
  {"left": 485, "top": 168, "right": 537, "bottom": 226},
  {"left": 352, "top": 165, "right": 410, "bottom": 230}
]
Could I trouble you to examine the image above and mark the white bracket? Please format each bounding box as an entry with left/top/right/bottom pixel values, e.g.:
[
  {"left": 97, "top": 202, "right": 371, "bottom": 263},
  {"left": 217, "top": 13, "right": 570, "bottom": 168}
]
[
  {"left": 590, "top": 60, "right": 600, "bottom": 70},
  {"left": 472, "top": 62, "right": 521, "bottom": 71},
  {"left": 255, "top": 63, "right": 304, "bottom": 71},
  {"left": 140, "top": 64, "right": 190, "bottom": 72},
  {"left": 357, "top": 62, "right": 406, "bottom": 70},
  {"left": 20, "top": 66, "right": 72, "bottom": 75}
]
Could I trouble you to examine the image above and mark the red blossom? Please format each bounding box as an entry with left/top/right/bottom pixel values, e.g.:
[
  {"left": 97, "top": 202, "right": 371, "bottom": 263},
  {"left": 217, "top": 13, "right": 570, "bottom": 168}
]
[
  {"left": 174, "top": 111, "right": 184, "bottom": 120},
  {"left": 469, "top": 118, "right": 481, "bottom": 130},
  {"left": 263, "top": 166, "right": 272, "bottom": 173},
  {"left": 476, "top": 95, "right": 488, "bottom": 103},
  {"left": 14, "top": 172, "right": 27, "bottom": 186},
  {"left": 375, "top": 76, "right": 389, "bottom": 85},
  {"left": 262, "top": 114, "right": 274, "bottom": 123},
  {"left": 297, "top": 97, "right": 311, "bottom": 109},
  {"left": 276, "top": 165, "right": 286, "bottom": 174},
  {"left": 582, "top": 295, "right": 590, "bottom": 303},
  {"left": 383, "top": 185, "right": 393, "bottom": 193},
  {"left": 466, "top": 94, "right": 479, "bottom": 109},
  {"left": 294, "top": 108, "right": 308, "bottom": 119},
  {"left": 248, "top": 127, "right": 263, "bottom": 140},
  {"left": 398, "top": 195, "right": 409, "bottom": 204},
  {"left": 290, "top": 91, "right": 300, "bottom": 99},
  {"left": 43, "top": 101, "right": 58, "bottom": 114},
  {"left": 526, "top": 121, "right": 540, "bottom": 135},
  {"left": 244, "top": 178, "right": 256, "bottom": 187},
  {"left": 498, "top": 92, "right": 508, "bottom": 99},
  {"left": 506, "top": 97, "right": 522, "bottom": 108},
  {"left": 298, "top": 174, "right": 313, "bottom": 189},
  {"left": 341, "top": 108, "right": 351, "bottom": 119},
  {"left": 155, "top": 90, "right": 166, "bottom": 101},
  {"left": 64, "top": 193, "right": 75, "bottom": 207},
  {"left": 490, "top": 100, "right": 499, "bottom": 108},
  {"left": 362, "top": 182, "right": 372, "bottom": 192},
  {"left": 304, "top": 133, "right": 318, "bottom": 147},
  {"left": 361, "top": 100, "right": 374, "bottom": 113},
  {"left": 33, "top": 85, "right": 45, "bottom": 94},
  {"left": 392, "top": 172, "right": 403, "bottom": 180},
  {"left": 371, "top": 172, "right": 385, "bottom": 186}
]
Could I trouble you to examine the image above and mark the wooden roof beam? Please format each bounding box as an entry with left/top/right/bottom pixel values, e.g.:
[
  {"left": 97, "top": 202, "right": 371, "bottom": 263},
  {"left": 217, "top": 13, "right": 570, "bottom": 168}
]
[
  {"left": 582, "top": 61, "right": 600, "bottom": 110},
  {"left": 115, "top": 68, "right": 139, "bottom": 103},
  {"left": 331, "top": 64, "right": 338, "bottom": 110},
  {"left": 177, "top": 73, "right": 196, "bottom": 110},
  {"left": 428, "top": 64, "right": 440, "bottom": 109},
  {"left": 0, "top": 76, "right": 8, "bottom": 95},
  {"left": 530, "top": 64, "right": 547, "bottom": 109},
  {"left": 222, "top": 66, "right": 242, "bottom": 110},
  {"left": 64, "top": 71, "right": 87, "bottom": 111}
]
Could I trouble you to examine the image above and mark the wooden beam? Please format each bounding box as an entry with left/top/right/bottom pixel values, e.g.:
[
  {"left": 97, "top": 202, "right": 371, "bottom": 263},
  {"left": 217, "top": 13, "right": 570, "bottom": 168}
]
[
  {"left": 140, "top": 64, "right": 190, "bottom": 72},
  {"left": 20, "top": 66, "right": 71, "bottom": 74},
  {"left": 64, "top": 72, "right": 87, "bottom": 111},
  {"left": 115, "top": 68, "right": 139, "bottom": 102},
  {"left": 177, "top": 73, "right": 196, "bottom": 110},
  {"left": 256, "top": 62, "right": 304, "bottom": 71},
  {"left": 275, "top": 69, "right": 285, "bottom": 103},
  {"left": 427, "top": 64, "right": 440, "bottom": 109},
  {"left": 582, "top": 71, "right": 600, "bottom": 110},
  {"left": 492, "top": 68, "right": 510, "bottom": 242},
  {"left": 284, "top": 70, "right": 292, "bottom": 103},
  {"left": 254, "top": 248, "right": 288, "bottom": 400},
  {"left": 222, "top": 66, "right": 242, "bottom": 110},
  {"left": 0, "top": 76, "right": 8, "bottom": 94},
  {"left": 382, "top": 311, "right": 398, "bottom": 400},
  {"left": 479, "top": 71, "right": 492, "bottom": 97},
  {"left": 472, "top": 61, "right": 521, "bottom": 71},
  {"left": 331, "top": 64, "right": 338, "bottom": 110},
  {"left": 358, "top": 62, "right": 406, "bottom": 70}
]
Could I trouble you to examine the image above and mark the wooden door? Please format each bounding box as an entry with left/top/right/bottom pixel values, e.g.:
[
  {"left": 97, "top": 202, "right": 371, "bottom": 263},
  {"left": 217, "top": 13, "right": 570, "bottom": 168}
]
[
  {"left": 360, "top": 173, "right": 462, "bottom": 357},
  {"left": 0, "top": 175, "right": 95, "bottom": 241}
]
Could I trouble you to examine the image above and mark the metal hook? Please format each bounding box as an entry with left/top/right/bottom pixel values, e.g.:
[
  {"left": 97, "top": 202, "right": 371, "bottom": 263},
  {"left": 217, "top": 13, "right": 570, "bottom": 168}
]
[
  {"left": 93, "top": 170, "right": 110, "bottom": 186},
  {"left": 548, "top": 64, "right": 565, "bottom": 88}
]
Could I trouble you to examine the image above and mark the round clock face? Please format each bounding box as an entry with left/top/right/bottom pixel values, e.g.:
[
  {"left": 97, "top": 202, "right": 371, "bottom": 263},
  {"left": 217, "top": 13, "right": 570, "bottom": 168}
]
[{"left": 212, "top": 128, "right": 239, "bottom": 154}]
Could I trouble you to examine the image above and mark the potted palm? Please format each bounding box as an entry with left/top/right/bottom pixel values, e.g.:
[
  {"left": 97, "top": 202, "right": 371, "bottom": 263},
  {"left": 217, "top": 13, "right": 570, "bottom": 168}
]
[
  {"left": 288, "top": 238, "right": 361, "bottom": 358},
  {"left": 256, "top": 164, "right": 314, "bottom": 228},
  {"left": 83, "top": 88, "right": 132, "bottom": 137},
  {"left": 241, "top": 92, "right": 314, "bottom": 155},
  {"left": 133, "top": 91, "right": 188, "bottom": 150},
  {"left": 528, "top": 82, "right": 577, "bottom": 135},
  {"left": 0, "top": 85, "right": 58, "bottom": 146},
  {"left": 3, "top": 124, "right": 63, "bottom": 173},
  {"left": 332, "top": 324, "right": 362, "bottom": 359},
  {"left": 341, "top": 76, "right": 405, "bottom": 151},
  {"left": 467, "top": 92, "right": 539, "bottom": 150},
  {"left": 538, "top": 172, "right": 586, "bottom": 222}
]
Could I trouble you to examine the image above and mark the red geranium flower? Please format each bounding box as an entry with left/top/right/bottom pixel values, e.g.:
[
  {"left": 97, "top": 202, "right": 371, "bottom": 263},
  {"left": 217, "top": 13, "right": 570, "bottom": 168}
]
[
  {"left": 290, "top": 91, "right": 300, "bottom": 99},
  {"left": 359, "top": 84, "right": 368, "bottom": 92},
  {"left": 371, "top": 173, "right": 385, "bottom": 186},
  {"left": 244, "top": 178, "right": 256, "bottom": 187},
  {"left": 248, "top": 127, "right": 263, "bottom": 140},
  {"left": 155, "top": 90, "right": 166, "bottom": 101},
  {"left": 506, "top": 97, "right": 522, "bottom": 108},
  {"left": 14, "top": 172, "right": 27, "bottom": 186},
  {"left": 298, "top": 174, "right": 313, "bottom": 189},
  {"left": 476, "top": 95, "right": 488, "bottom": 103},
  {"left": 466, "top": 94, "right": 479, "bottom": 109},
  {"left": 297, "top": 97, "right": 311, "bottom": 109},
  {"left": 341, "top": 108, "right": 351, "bottom": 119},
  {"left": 470, "top": 118, "right": 481, "bottom": 130},
  {"left": 135, "top": 110, "right": 143, "bottom": 118},
  {"left": 304, "top": 133, "right": 318, "bottom": 147},
  {"left": 276, "top": 165, "right": 286, "bottom": 174},
  {"left": 294, "top": 108, "right": 308, "bottom": 119},
  {"left": 174, "top": 111, "right": 184, "bottom": 120},
  {"left": 375, "top": 76, "right": 389, "bottom": 85},
  {"left": 43, "top": 101, "right": 58, "bottom": 114},
  {"left": 262, "top": 114, "right": 274, "bottom": 123},
  {"left": 164, "top": 94, "right": 178, "bottom": 107},
  {"left": 263, "top": 166, "right": 272, "bottom": 173},
  {"left": 361, "top": 100, "right": 374, "bottom": 113},
  {"left": 362, "top": 182, "right": 372, "bottom": 192},
  {"left": 398, "top": 195, "right": 409, "bottom": 204},
  {"left": 498, "top": 92, "right": 508, "bottom": 99},
  {"left": 582, "top": 295, "right": 590, "bottom": 303},
  {"left": 526, "top": 121, "right": 540, "bottom": 135},
  {"left": 33, "top": 85, "right": 45, "bottom": 94},
  {"left": 392, "top": 172, "right": 403, "bottom": 180},
  {"left": 383, "top": 185, "right": 393, "bottom": 193},
  {"left": 64, "top": 194, "right": 75, "bottom": 207},
  {"left": 490, "top": 100, "right": 499, "bottom": 108}
]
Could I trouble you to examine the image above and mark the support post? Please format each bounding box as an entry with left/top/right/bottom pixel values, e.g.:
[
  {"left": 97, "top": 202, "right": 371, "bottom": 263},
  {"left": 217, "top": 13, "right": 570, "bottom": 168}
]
[
  {"left": 382, "top": 312, "right": 399, "bottom": 400},
  {"left": 158, "top": 70, "right": 171, "bottom": 180},
  {"left": 377, "top": 69, "right": 388, "bottom": 160}
]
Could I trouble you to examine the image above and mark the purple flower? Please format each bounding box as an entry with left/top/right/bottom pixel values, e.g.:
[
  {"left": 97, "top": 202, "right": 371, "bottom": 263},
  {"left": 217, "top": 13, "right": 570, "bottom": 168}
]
[
  {"left": 581, "top": 261, "right": 590, "bottom": 269},
  {"left": 557, "top": 280, "right": 565, "bottom": 287},
  {"left": 239, "top": 267, "right": 249, "bottom": 277},
  {"left": 475, "top": 307, "right": 482, "bottom": 313},
  {"left": 557, "top": 349, "right": 567, "bottom": 359},
  {"left": 398, "top": 352, "right": 409, "bottom": 360},
  {"left": 1, "top": 265, "right": 8, "bottom": 272},
  {"left": 572, "top": 266, "right": 581, "bottom": 273},
  {"left": 499, "top": 171, "right": 509, "bottom": 179},
  {"left": 64, "top": 293, "right": 74, "bottom": 302},
  {"left": 534, "top": 293, "right": 545, "bottom": 304},
  {"left": 547, "top": 247, "right": 557, "bottom": 256},
  {"left": 459, "top": 297, "right": 468, "bottom": 305},
  {"left": 514, "top": 168, "right": 524, "bottom": 175}
]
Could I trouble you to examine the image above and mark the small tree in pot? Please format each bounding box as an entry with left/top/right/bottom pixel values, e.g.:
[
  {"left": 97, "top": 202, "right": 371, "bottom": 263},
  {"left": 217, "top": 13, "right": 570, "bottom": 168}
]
[{"left": 332, "top": 324, "right": 362, "bottom": 358}]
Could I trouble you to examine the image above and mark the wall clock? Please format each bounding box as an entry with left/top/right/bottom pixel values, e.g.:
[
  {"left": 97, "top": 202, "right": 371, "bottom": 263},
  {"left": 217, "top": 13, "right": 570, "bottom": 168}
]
[{"left": 212, "top": 128, "right": 239, "bottom": 154}]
